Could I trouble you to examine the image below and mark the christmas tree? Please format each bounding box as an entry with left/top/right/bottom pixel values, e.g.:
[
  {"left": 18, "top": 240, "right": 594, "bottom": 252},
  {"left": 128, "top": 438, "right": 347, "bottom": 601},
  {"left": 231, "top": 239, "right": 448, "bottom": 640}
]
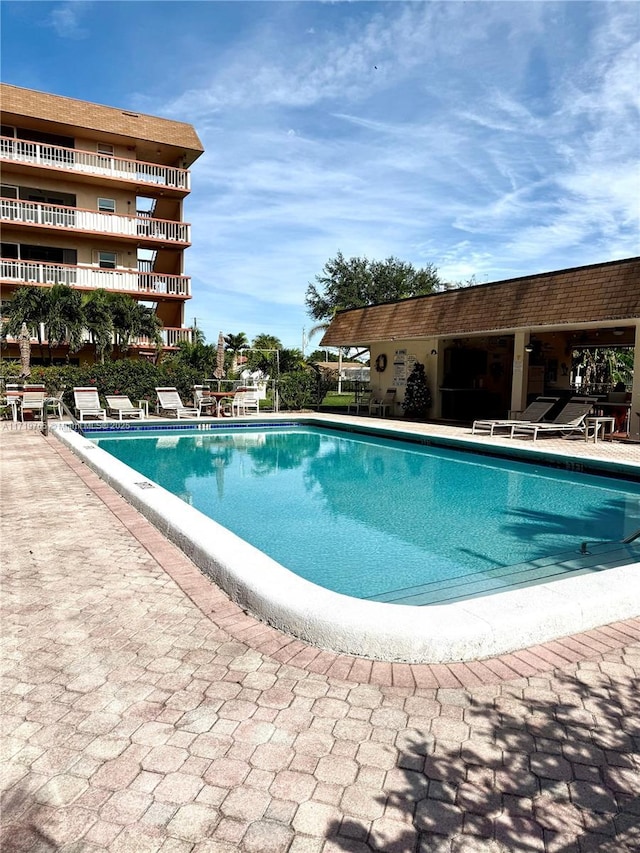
[{"left": 402, "top": 362, "right": 432, "bottom": 418}]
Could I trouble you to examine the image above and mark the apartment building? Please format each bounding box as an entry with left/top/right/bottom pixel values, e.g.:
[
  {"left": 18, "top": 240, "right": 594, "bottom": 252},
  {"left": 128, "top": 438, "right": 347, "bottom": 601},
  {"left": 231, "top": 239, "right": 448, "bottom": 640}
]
[{"left": 0, "top": 83, "right": 204, "bottom": 364}]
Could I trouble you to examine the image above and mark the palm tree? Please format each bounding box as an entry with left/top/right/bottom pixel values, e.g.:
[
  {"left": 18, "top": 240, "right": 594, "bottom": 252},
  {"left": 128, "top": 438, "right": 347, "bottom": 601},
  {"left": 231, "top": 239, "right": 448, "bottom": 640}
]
[
  {"left": 106, "top": 293, "right": 139, "bottom": 352},
  {"left": 83, "top": 289, "right": 114, "bottom": 364},
  {"left": 248, "top": 334, "right": 282, "bottom": 375},
  {"left": 1, "top": 285, "right": 50, "bottom": 362},
  {"left": 224, "top": 332, "right": 249, "bottom": 374},
  {"left": 171, "top": 339, "right": 215, "bottom": 375},
  {"left": 46, "top": 284, "right": 85, "bottom": 361},
  {"left": 133, "top": 303, "right": 163, "bottom": 354}
]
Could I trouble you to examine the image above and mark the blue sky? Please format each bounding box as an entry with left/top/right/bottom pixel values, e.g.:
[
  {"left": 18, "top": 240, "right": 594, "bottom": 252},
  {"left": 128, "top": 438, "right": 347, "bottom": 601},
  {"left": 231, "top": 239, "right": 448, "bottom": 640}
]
[{"left": 2, "top": 1, "right": 639, "bottom": 351}]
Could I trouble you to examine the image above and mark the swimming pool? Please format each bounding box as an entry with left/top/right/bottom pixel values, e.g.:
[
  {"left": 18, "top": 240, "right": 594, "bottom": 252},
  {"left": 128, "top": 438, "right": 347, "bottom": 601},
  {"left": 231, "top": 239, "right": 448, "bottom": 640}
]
[
  {"left": 90, "top": 424, "right": 640, "bottom": 605},
  {"left": 56, "top": 417, "right": 640, "bottom": 662}
]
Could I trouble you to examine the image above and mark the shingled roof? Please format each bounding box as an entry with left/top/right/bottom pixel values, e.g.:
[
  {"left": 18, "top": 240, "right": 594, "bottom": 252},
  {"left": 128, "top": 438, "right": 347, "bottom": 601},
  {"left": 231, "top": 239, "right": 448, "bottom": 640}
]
[
  {"left": 1, "top": 84, "right": 204, "bottom": 165},
  {"left": 320, "top": 257, "right": 640, "bottom": 346}
]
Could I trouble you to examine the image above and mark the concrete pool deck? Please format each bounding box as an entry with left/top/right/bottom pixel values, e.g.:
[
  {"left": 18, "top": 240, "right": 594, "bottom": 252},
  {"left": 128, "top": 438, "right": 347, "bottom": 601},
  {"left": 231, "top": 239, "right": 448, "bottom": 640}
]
[
  {"left": 1, "top": 422, "right": 639, "bottom": 852},
  {"left": 52, "top": 413, "right": 640, "bottom": 664}
]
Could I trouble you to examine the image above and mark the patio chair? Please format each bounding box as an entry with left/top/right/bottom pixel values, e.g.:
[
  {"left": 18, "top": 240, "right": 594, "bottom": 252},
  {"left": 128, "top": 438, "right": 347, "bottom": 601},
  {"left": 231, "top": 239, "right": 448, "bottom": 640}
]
[
  {"left": 45, "top": 390, "right": 65, "bottom": 419},
  {"left": 155, "top": 387, "right": 199, "bottom": 418},
  {"left": 232, "top": 387, "right": 260, "bottom": 416},
  {"left": 347, "top": 390, "right": 372, "bottom": 415},
  {"left": 105, "top": 395, "right": 145, "bottom": 420},
  {"left": 509, "top": 400, "right": 595, "bottom": 441},
  {"left": 193, "top": 386, "right": 218, "bottom": 417},
  {"left": 73, "top": 387, "right": 107, "bottom": 421},
  {"left": 471, "top": 397, "right": 559, "bottom": 436},
  {"left": 4, "top": 385, "right": 22, "bottom": 422},
  {"left": 20, "top": 386, "right": 46, "bottom": 422},
  {"left": 369, "top": 388, "right": 396, "bottom": 418}
]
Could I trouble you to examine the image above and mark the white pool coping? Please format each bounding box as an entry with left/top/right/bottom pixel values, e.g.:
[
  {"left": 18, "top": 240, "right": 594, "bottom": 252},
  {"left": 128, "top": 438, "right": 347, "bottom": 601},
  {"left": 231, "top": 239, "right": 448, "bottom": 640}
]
[{"left": 55, "top": 421, "right": 640, "bottom": 663}]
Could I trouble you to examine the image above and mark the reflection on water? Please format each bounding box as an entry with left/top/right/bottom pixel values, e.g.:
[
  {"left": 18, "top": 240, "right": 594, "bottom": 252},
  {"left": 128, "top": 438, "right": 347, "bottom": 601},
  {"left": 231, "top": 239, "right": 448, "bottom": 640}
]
[{"left": 93, "top": 427, "right": 640, "bottom": 600}]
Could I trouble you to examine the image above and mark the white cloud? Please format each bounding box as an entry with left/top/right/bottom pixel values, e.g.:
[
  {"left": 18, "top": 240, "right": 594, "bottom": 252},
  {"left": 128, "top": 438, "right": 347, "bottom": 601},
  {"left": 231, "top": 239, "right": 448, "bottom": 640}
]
[
  {"left": 47, "top": 2, "right": 89, "bottom": 39},
  {"left": 144, "top": 1, "right": 639, "bottom": 346}
]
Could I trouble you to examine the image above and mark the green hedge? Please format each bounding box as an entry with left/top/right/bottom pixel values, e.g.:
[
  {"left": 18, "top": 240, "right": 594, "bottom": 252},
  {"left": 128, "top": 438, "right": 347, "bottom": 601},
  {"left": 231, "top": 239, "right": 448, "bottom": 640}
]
[
  {"left": 1, "top": 359, "right": 327, "bottom": 413},
  {"left": 0, "top": 359, "right": 204, "bottom": 410}
]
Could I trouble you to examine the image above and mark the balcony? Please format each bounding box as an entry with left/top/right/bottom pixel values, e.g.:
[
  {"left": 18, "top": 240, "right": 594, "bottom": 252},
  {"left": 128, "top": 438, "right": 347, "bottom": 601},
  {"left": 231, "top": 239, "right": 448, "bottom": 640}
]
[
  {"left": 1, "top": 136, "right": 190, "bottom": 192},
  {"left": 131, "top": 327, "right": 193, "bottom": 349},
  {"left": 1, "top": 258, "right": 191, "bottom": 298},
  {"left": 1, "top": 198, "right": 191, "bottom": 245},
  {"left": 3, "top": 326, "right": 193, "bottom": 351}
]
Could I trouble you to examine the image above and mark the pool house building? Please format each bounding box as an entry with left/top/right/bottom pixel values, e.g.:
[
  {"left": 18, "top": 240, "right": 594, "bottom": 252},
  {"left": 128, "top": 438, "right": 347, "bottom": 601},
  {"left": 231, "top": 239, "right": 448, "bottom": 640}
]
[
  {"left": 0, "top": 83, "right": 204, "bottom": 364},
  {"left": 321, "top": 256, "right": 640, "bottom": 437}
]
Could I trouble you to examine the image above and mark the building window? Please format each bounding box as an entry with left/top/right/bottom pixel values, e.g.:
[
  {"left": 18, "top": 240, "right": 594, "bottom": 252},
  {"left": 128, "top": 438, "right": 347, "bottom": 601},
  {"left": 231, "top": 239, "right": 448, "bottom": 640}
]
[
  {"left": 98, "top": 251, "right": 117, "bottom": 269},
  {"left": 97, "top": 198, "right": 115, "bottom": 213},
  {"left": 1, "top": 242, "right": 19, "bottom": 259},
  {"left": 1, "top": 184, "right": 18, "bottom": 199},
  {"left": 97, "top": 143, "right": 114, "bottom": 155}
]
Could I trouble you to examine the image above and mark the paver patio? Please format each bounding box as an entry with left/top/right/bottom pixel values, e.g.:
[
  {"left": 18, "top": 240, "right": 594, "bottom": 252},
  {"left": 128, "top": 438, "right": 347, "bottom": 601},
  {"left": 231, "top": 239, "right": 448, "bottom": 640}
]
[{"left": 1, "top": 424, "right": 638, "bottom": 852}]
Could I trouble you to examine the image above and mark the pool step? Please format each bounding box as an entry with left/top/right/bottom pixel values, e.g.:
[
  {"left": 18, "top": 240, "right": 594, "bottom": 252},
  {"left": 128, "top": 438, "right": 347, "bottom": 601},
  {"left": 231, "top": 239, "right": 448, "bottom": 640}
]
[{"left": 366, "top": 541, "right": 640, "bottom": 606}]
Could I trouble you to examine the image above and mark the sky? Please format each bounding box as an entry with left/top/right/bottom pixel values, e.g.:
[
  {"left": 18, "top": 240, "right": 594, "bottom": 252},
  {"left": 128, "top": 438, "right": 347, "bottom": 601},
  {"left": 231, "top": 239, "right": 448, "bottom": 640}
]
[{"left": 2, "top": 1, "right": 639, "bottom": 352}]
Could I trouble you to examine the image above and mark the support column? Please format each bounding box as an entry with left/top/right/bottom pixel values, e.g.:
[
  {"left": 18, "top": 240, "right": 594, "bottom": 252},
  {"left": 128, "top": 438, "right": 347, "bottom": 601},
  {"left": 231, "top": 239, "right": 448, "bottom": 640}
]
[
  {"left": 510, "top": 332, "right": 530, "bottom": 415},
  {"left": 630, "top": 322, "right": 640, "bottom": 439}
]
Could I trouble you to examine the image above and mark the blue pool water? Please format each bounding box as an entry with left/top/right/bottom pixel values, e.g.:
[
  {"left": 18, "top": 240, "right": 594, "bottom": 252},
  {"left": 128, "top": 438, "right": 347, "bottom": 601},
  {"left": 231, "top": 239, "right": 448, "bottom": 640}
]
[{"left": 92, "top": 425, "right": 640, "bottom": 603}]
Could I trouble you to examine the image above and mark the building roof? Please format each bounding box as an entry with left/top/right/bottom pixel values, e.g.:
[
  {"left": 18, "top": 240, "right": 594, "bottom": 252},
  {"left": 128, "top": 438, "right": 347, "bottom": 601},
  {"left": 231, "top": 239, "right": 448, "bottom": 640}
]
[
  {"left": 1, "top": 84, "right": 204, "bottom": 166},
  {"left": 320, "top": 257, "right": 640, "bottom": 346}
]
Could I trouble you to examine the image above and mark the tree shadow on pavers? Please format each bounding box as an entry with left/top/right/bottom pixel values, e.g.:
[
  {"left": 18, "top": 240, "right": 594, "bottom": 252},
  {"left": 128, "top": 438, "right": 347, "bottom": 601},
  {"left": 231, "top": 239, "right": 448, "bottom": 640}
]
[
  {"left": 0, "top": 781, "right": 57, "bottom": 851},
  {"left": 324, "top": 666, "right": 639, "bottom": 853}
]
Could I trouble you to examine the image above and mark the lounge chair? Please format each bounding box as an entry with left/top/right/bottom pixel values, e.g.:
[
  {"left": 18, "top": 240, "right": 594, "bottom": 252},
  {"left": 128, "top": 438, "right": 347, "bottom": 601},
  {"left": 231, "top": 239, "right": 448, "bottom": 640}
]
[
  {"left": 73, "top": 387, "right": 107, "bottom": 421},
  {"left": 20, "top": 385, "right": 46, "bottom": 422},
  {"left": 510, "top": 400, "right": 595, "bottom": 441},
  {"left": 105, "top": 395, "right": 145, "bottom": 420},
  {"left": 472, "top": 397, "right": 559, "bottom": 436},
  {"left": 155, "top": 387, "right": 199, "bottom": 418},
  {"left": 369, "top": 388, "right": 396, "bottom": 418}
]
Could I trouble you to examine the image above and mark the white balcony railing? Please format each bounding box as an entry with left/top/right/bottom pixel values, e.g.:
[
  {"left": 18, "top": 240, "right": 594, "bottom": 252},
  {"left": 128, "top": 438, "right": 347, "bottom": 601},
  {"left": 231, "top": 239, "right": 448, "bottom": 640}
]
[
  {"left": 1, "top": 259, "right": 191, "bottom": 297},
  {"left": 132, "top": 328, "right": 193, "bottom": 348},
  {"left": 1, "top": 136, "right": 190, "bottom": 191},
  {"left": 3, "top": 326, "right": 193, "bottom": 350},
  {"left": 0, "top": 198, "right": 191, "bottom": 244}
]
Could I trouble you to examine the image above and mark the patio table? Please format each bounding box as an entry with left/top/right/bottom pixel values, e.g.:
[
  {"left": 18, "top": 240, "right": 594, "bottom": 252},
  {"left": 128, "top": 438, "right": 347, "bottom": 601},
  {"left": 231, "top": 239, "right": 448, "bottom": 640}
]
[{"left": 205, "top": 391, "right": 236, "bottom": 417}]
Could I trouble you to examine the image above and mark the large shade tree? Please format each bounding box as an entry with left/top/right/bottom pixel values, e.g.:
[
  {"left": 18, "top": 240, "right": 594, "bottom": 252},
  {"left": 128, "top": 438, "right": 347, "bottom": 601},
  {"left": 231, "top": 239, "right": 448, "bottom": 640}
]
[{"left": 305, "top": 251, "right": 441, "bottom": 325}]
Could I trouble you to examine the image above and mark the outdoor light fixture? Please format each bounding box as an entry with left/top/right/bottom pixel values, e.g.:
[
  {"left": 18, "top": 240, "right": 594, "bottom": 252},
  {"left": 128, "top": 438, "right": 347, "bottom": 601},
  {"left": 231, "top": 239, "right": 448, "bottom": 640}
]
[
  {"left": 524, "top": 343, "right": 534, "bottom": 353},
  {"left": 613, "top": 328, "right": 624, "bottom": 336}
]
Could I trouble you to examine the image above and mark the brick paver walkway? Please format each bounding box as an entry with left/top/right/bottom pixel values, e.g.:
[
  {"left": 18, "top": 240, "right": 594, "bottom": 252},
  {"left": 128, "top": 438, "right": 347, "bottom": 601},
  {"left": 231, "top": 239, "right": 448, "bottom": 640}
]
[{"left": 1, "top": 426, "right": 638, "bottom": 852}]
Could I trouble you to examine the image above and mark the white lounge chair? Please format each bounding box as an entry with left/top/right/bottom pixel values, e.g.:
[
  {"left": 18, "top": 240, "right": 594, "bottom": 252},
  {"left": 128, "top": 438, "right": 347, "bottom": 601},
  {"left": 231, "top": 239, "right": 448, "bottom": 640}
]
[
  {"left": 510, "top": 401, "right": 594, "bottom": 440},
  {"left": 105, "top": 395, "right": 145, "bottom": 420},
  {"left": 73, "top": 387, "right": 107, "bottom": 421},
  {"left": 155, "top": 387, "right": 198, "bottom": 418},
  {"left": 472, "top": 397, "right": 559, "bottom": 436}
]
